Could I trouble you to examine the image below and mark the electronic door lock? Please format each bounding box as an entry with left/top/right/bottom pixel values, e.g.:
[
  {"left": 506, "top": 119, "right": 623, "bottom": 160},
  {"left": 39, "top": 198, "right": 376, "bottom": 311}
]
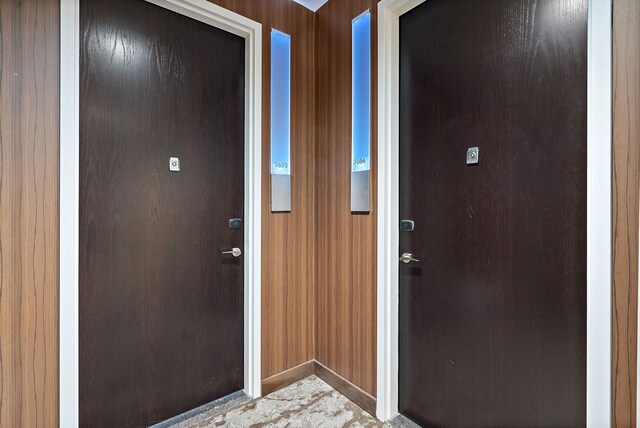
[
  {"left": 229, "top": 218, "right": 243, "bottom": 229},
  {"left": 400, "top": 220, "right": 415, "bottom": 232}
]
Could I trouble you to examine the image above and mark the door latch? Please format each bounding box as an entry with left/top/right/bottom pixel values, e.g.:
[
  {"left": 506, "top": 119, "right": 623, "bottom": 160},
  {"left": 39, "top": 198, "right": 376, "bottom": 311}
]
[
  {"left": 399, "top": 253, "right": 419, "bottom": 264},
  {"left": 221, "top": 248, "right": 242, "bottom": 258}
]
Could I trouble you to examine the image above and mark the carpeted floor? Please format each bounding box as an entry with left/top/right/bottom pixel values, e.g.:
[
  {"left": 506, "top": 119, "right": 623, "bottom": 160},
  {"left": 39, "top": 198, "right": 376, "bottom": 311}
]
[{"left": 170, "top": 376, "right": 391, "bottom": 428}]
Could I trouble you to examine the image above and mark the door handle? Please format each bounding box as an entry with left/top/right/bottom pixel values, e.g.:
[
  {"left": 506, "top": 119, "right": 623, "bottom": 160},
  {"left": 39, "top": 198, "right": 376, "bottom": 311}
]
[
  {"left": 222, "top": 248, "right": 242, "bottom": 258},
  {"left": 399, "top": 252, "right": 419, "bottom": 264}
]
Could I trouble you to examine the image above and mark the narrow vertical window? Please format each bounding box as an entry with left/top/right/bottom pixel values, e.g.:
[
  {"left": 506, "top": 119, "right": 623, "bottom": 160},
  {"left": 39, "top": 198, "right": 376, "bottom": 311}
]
[
  {"left": 351, "top": 11, "right": 371, "bottom": 212},
  {"left": 271, "top": 29, "right": 291, "bottom": 212}
]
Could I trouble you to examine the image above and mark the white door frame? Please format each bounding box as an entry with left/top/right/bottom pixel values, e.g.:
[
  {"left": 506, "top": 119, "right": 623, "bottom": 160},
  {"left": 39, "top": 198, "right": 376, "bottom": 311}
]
[
  {"left": 59, "top": 0, "right": 262, "bottom": 425},
  {"left": 376, "top": 0, "right": 612, "bottom": 425}
]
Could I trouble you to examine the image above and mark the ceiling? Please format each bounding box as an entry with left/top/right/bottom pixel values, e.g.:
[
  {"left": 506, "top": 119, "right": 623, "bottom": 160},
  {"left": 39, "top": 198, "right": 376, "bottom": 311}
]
[{"left": 292, "top": 0, "right": 330, "bottom": 12}]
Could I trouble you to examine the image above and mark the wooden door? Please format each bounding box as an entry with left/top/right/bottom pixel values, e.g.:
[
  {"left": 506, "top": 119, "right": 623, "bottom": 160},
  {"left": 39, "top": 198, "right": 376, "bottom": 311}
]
[
  {"left": 79, "top": 0, "right": 245, "bottom": 426},
  {"left": 398, "top": 0, "right": 588, "bottom": 426}
]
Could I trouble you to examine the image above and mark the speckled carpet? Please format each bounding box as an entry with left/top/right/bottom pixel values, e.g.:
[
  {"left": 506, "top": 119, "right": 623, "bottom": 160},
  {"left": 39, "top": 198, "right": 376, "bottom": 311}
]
[{"left": 171, "top": 376, "right": 392, "bottom": 428}]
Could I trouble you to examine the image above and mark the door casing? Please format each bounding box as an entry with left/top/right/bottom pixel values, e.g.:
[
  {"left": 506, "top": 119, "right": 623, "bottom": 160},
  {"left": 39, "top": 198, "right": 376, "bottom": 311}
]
[
  {"left": 376, "top": 0, "right": 612, "bottom": 425},
  {"left": 59, "top": 0, "right": 263, "bottom": 426}
]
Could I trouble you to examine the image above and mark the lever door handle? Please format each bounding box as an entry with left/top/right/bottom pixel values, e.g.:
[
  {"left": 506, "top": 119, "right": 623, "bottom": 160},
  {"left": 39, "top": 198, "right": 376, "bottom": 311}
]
[
  {"left": 222, "top": 248, "right": 242, "bottom": 258},
  {"left": 399, "top": 252, "right": 419, "bottom": 264}
]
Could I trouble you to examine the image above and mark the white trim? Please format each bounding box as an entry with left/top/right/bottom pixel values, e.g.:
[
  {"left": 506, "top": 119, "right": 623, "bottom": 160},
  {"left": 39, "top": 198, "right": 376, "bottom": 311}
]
[
  {"left": 376, "top": 0, "right": 612, "bottom": 425},
  {"left": 353, "top": 9, "right": 372, "bottom": 23},
  {"left": 637, "top": 190, "right": 640, "bottom": 428},
  {"left": 586, "top": 0, "right": 612, "bottom": 424},
  {"left": 59, "top": 1, "right": 262, "bottom": 426},
  {"left": 272, "top": 28, "right": 292, "bottom": 39},
  {"left": 59, "top": 1, "right": 80, "bottom": 425},
  {"left": 376, "top": 1, "right": 425, "bottom": 420},
  {"left": 291, "top": 0, "right": 329, "bottom": 13}
]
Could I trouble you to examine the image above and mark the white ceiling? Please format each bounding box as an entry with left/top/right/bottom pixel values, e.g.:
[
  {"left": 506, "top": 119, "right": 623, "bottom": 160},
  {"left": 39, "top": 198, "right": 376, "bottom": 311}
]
[{"left": 292, "top": 0, "right": 330, "bottom": 12}]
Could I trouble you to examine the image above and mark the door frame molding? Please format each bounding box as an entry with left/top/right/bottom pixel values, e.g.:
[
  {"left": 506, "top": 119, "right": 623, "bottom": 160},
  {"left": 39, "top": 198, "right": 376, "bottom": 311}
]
[
  {"left": 59, "top": 0, "right": 262, "bottom": 425},
  {"left": 376, "top": 0, "right": 613, "bottom": 425}
]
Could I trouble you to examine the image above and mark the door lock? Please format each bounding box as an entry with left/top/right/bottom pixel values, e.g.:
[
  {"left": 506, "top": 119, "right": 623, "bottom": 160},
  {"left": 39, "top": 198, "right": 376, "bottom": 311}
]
[
  {"left": 399, "top": 253, "right": 419, "bottom": 264},
  {"left": 222, "top": 248, "right": 242, "bottom": 258}
]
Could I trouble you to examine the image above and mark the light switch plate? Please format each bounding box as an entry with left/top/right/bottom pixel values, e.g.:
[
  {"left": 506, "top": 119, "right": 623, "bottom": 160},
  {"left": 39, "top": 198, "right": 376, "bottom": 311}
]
[{"left": 169, "top": 157, "right": 180, "bottom": 172}]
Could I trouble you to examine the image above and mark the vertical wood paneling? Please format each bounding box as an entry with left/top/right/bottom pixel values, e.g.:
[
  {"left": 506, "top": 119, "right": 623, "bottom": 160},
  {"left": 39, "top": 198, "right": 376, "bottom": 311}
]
[
  {"left": 315, "top": 0, "right": 378, "bottom": 396},
  {"left": 0, "top": 0, "right": 59, "bottom": 426},
  {"left": 208, "top": 0, "right": 317, "bottom": 380},
  {"left": 0, "top": 0, "right": 637, "bottom": 423},
  {"left": 612, "top": 0, "right": 640, "bottom": 425}
]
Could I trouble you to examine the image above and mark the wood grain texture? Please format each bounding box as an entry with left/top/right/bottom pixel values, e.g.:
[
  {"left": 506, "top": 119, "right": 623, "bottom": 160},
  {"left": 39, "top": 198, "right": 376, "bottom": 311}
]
[
  {"left": 612, "top": 0, "right": 640, "bottom": 426},
  {"left": 0, "top": 0, "right": 60, "bottom": 426},
  {"left": 261, "top": 360, "right": 315, "bottom": 395},
  {"left": 398, "top": 1, "right": 587, "bottom": 425},
  {"left": 207, "top": 0, "right": 317, "bottom": 380},
  {"left": 1, "top": 0, "right": 636, "bottom": 424},
  {"left": 315, "top": 0, "right": 378, "bottom": 398},
  {"left": 79, "top": 0, "right": 245, "bottom": 425}
]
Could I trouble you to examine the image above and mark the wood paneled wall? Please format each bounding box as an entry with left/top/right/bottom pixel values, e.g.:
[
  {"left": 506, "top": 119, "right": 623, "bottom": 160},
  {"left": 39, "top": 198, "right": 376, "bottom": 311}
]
[
  {"left": 0, "top": 2, "right": 317, "bottom": 425},
  {"left": 1, "top": 0, "right": 639, "bottom": 423},
  {"left": 315, "top": 0, "right": 378, "bottom": 396},
  {"left": 314, "top": 0, "right": 640, "bottom": 410},
  {"left": 208, "top": 0, "right": 317, "bottom": 380},
  {"left": 612, "top": 0, "right": 640, "bottom": 426},
  {"left": 0, "top": 0, "right": 59, "bottom": 426}
]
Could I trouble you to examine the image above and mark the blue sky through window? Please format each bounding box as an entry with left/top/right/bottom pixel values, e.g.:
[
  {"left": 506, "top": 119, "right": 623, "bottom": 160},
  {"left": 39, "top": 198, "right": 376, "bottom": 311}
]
[
  {"left": 352, "top": 11, "right": 371, "bottom": 173},
  {"left": 271, "top": 29, "right": 291, "bottom": 175}
]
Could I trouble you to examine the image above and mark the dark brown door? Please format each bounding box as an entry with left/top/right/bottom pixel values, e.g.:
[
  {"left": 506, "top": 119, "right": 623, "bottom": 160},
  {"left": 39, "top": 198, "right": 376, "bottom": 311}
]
[
  {"left": 79, "top": 0, "right": 245, "bottom": 426},
  {"left": 398, "top": 1, "right": 587, "bottom": 426}
]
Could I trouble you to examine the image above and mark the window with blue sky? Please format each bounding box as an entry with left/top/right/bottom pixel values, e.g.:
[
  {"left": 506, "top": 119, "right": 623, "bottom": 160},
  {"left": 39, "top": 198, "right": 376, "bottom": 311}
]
[
  {"left": 270, "top": 29, "right": 291, "bottom": 176},
  {"left": 351, "top": 11, "right": 371, "bottom": 173}
]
